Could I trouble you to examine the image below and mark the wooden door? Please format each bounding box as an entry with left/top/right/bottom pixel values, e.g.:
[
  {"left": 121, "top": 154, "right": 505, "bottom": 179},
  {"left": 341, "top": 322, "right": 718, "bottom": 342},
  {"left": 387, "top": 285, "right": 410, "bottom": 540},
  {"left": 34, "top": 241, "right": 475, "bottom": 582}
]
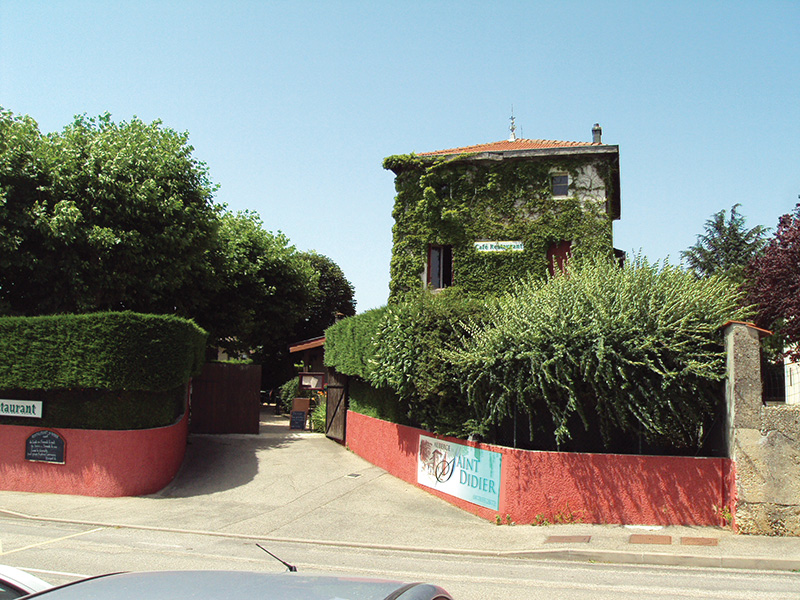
[{"left": 325, "top": 367, "right": 347, "bottom": 441}]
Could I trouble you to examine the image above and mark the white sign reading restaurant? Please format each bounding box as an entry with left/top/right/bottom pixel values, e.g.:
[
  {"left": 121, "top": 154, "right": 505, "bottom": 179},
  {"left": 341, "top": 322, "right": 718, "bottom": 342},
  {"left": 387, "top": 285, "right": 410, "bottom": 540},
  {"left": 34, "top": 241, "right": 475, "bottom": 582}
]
[
  {"left": 474, "top": 240, "right": 524, "bottom": 252},
  {"left": 0, "top": 399, "right": 43, "bottom": 418}
]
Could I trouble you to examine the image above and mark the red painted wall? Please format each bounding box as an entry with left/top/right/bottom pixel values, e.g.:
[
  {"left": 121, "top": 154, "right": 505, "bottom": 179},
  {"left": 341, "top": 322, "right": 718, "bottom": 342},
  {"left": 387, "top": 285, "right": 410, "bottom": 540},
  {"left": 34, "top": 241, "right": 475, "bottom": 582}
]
[
  {"left": 346, "top": 411, "right": 736, "bottom": 526},
  {"left": 0, "top": 388, "right": 190, "bottom": 497}
]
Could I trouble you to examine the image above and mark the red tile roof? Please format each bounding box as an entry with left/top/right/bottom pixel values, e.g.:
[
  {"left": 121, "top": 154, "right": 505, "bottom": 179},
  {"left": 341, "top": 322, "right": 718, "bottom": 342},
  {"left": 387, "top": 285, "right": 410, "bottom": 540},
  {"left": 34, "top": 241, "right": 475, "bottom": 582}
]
[{"left": 419, "top": 138, "right": 600, "bottom": 156}]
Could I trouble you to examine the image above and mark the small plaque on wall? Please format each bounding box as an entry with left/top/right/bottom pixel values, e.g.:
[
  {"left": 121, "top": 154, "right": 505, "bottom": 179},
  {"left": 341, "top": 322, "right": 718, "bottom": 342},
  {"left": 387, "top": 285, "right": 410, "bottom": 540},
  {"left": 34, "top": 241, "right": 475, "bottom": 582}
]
[
  {"left": 26, "top": 430, "right": 65, "bottom": 464},
  {"left": 299, "top": 372, "right": 325, "bottom": 390}
]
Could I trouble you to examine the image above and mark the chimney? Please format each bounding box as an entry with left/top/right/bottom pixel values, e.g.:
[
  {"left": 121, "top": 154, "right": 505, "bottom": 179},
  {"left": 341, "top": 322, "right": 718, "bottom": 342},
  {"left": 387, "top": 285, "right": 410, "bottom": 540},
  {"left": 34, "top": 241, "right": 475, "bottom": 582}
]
[{"left": 592, "top": 123, "right": 602, "bottom": 144}]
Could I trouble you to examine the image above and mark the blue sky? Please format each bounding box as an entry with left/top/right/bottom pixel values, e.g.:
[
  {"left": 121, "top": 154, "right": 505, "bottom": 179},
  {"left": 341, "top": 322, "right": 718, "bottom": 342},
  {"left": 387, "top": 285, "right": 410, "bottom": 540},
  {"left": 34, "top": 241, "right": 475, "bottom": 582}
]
[{"left": 2, "top": 1, "right": 798, "bottom": 311}]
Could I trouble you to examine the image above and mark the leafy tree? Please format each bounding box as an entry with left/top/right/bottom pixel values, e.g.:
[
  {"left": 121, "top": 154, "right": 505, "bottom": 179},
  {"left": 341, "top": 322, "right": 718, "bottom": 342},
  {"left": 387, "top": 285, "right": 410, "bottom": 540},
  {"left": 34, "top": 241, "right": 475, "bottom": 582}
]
[
  {"left": 746, "top": 203, "right": 800, "bottom": 360},
  {"left": 0, "top": 109, "right": 219, "bottom": 316},
  {"left": 448, "top": 257, "right": 750, "bottom": 451},
  {"left": 290, "top": 251, "right": 356, "bottom": 342},
  {"left": 681, "top": 204, "right": 768, "bottom": 282},
  {"left": 0, "top": 108, "right": 338, "bottom": 386},
  {"left": 0, "top": 109, "right": 51, "bottom": 314},
  {"left": 201, "top": 210, "right": 317, "bottom": 359},
  {"left": 269, "top": 251, "right": 357, "bottom": 392}
]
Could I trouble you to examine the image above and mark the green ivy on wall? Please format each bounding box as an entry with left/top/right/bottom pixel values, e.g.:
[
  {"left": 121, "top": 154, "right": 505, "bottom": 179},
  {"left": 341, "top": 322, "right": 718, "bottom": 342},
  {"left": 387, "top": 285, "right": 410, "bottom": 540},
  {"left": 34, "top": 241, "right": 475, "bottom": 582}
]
[{"left": 384, "top": 153, "right": 616, "bottom": 300}]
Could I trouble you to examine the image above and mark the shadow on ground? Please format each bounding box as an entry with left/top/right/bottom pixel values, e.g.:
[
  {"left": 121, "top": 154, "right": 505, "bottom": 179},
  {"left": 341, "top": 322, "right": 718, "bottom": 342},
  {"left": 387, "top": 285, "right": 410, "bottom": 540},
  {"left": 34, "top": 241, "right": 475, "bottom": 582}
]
[{"left": 153, "top": 411, "right": 300, "bottom": 498}]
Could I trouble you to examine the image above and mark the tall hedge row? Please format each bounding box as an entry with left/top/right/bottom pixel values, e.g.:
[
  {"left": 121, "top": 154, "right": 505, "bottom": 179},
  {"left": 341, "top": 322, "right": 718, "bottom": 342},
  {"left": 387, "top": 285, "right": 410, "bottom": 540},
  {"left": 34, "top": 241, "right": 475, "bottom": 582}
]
[
  {"left": 323, "top": 307, "right": 386, "bottom": 379},
  {"left": 324, "top": 294, "right": 486, "bottom": 439},
  {"left": 366, "top": 290, "right": 488, "bottom": 438},
  {"left": 325, "top": 257, "right": 749, "bottom": 455},
  {"left": 0, "top": 312, "right": 207, "bottom": 391},
  {"left": 448, "top": 257, "right": 750, "bottom": 451}
]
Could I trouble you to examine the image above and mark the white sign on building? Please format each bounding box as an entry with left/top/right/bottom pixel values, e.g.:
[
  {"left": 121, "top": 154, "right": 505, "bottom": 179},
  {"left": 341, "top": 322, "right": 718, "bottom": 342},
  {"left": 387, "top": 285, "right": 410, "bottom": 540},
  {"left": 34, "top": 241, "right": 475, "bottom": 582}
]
[{"left": 474, "top": 241, "right": 524, "bottom": 253}]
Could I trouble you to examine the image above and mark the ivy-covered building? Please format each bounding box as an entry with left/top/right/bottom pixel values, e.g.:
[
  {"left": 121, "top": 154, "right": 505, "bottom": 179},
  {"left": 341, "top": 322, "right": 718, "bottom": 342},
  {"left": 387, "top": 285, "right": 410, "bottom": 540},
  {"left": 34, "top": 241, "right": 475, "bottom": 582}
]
[{"left": 384, "top": 124, "right": 621, "bottom": 299}]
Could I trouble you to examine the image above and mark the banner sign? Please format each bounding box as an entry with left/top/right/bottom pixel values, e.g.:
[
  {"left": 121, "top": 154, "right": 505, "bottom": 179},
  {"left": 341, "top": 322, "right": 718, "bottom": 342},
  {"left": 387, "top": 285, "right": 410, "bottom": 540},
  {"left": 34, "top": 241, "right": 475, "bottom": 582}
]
[
  {"left": 417, "top": 434, "right": 502, "bottom": 511},
  {"left": 474, "top": 241, "right": 524, "bottom": 252},
  {"left": 0, "top": 399, "right": 43, "bottom": 418}
]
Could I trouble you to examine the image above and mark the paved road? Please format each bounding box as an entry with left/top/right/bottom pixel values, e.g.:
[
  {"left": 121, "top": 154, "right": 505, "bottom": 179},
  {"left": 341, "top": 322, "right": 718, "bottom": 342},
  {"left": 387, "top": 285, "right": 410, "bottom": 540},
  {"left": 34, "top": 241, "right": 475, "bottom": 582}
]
[
  {"left": 2, "top": 514, "right": 800, "bottom": 600},
  {"left": 1, "top": 410, "right": 800, "bottom": 599}
]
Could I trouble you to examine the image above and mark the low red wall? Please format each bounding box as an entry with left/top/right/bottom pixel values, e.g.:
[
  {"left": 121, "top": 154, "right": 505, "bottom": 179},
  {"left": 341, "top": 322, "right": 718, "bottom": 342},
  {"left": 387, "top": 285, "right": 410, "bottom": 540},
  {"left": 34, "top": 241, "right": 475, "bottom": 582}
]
[
  {"left": 346, "top": 411, "right": 736, "bottom": 526},
  {"left": 0, "top": 388, "right": 190, "bottom": 497}
]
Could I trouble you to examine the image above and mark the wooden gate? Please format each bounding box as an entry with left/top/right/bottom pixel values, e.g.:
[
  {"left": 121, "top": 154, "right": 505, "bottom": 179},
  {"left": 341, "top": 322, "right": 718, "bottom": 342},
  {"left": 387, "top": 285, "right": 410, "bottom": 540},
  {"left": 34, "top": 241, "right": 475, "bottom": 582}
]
[
  {"left": 325, "top": 367, "right": 348, "bottom": 441},
  {"left": 190, "top": 362, "right": 262, "bottom": 434}
]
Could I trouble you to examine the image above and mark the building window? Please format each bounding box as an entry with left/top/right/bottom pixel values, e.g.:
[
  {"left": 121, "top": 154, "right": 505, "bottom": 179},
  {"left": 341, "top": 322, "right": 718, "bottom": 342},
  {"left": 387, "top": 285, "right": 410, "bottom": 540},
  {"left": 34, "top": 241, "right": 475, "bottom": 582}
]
[
  {"left": 547, "top": 240, "right": 572, "bottom": 276},
  {"left": 428, "top": 245, "right": 453, "bottom": 289},
  {"left": 551, "top": 174, "right": 569, "bottom": 197}
]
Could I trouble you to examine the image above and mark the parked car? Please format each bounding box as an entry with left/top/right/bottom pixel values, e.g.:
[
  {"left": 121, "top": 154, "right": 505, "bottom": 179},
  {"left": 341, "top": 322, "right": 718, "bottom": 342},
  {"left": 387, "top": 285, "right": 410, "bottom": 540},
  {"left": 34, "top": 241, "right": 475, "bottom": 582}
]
[
  {"left": 23, "top": 570, "right": 455, "bottom": 600},
  {"left": 0, "top": 565, "right": 52, "bottom": 599}
]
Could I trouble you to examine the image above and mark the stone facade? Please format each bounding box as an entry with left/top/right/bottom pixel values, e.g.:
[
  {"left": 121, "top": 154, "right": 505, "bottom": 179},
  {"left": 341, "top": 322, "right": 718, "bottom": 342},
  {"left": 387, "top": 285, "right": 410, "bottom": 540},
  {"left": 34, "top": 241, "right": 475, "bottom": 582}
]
[{"left": 383, "top": 131, "right": 621, "bottom": 299}]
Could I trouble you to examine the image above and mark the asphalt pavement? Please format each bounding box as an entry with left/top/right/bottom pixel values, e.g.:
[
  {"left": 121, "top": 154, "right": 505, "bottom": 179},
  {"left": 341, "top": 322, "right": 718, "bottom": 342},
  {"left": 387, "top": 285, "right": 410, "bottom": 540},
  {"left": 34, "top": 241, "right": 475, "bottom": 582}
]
[{"left": 1, "top": 410, "right": 799, "bottom": 572}]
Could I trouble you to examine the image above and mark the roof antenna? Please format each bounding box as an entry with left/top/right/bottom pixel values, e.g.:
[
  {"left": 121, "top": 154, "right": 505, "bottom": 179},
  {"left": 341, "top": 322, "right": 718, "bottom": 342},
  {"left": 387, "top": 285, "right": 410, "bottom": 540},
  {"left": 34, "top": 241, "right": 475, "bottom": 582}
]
[
  {"left": 256, "top": 543, "right": 298, "bottom": 572},
  {"left": 508, "top": 106, "right": 517, "bottom": 141}
]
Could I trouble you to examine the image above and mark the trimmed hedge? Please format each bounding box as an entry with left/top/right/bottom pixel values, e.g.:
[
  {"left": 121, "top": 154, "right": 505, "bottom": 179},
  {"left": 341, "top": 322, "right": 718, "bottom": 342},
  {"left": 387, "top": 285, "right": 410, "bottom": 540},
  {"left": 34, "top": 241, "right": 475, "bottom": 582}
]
[
  {"left": 0, "top": 312, "right": 207, "bottom": 391},
  {"left": 322, "top": 258, "right": 748, "bottom": 455},
  {"left": 323, "top": 306, "right": 387, "bottom": 379},
  {"left": 367, "top": 290, "right": 488, "bottom": 438},
  {"left": 0, "top": 386, "right": 186, "bottom": 430},
  {"left": 348, "top": 378, "right": 406, "bottom": 425},
  {"left": 323, "top": 294, "right": 486, "bottom": 438}
]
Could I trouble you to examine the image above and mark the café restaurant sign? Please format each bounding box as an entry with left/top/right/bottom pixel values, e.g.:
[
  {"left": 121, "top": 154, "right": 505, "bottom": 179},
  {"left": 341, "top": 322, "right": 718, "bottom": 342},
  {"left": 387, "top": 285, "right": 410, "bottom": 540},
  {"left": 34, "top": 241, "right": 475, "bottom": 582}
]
[
  {"left": 417, "top": 434, "right": 502, "bottom": 511},
  {"left": 0, "top": 399, "right": 43, "bottom": 418},
  {"left": 474, "top": 240, "right": 524, "bottom": 252}
]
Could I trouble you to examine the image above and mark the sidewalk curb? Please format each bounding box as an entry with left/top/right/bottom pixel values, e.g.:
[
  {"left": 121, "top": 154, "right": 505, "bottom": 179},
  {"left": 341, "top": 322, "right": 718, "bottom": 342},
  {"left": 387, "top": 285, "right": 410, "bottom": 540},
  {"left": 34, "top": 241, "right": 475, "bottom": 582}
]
[
  {"left": 3, "top": 509, "right": 798, "bottom": 572},
  {"left": 502, "top": 548, "right": 800, "bottom": 571}
]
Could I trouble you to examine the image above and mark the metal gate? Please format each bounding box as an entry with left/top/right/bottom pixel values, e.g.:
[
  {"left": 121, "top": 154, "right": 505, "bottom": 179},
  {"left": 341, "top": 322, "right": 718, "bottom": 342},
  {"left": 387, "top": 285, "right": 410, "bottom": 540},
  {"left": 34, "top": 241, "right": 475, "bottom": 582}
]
[{"left": 325, "top": 367, "right": 348, "bottom": 441}]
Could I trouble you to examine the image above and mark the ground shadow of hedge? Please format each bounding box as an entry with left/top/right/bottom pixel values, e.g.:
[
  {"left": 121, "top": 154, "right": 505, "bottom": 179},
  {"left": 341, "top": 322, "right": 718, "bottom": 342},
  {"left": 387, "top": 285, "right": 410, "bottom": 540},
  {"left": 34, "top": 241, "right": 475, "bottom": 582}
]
[{"left": 153, "top": 414, "right": 297, "bottom": 498}]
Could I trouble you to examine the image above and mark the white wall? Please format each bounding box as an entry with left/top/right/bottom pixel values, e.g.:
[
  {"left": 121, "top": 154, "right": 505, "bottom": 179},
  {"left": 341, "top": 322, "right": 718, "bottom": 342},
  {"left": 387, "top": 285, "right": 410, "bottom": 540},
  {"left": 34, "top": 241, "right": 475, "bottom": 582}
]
[{"left": 785, "top": 354, "right": 800, "bottom": 405}]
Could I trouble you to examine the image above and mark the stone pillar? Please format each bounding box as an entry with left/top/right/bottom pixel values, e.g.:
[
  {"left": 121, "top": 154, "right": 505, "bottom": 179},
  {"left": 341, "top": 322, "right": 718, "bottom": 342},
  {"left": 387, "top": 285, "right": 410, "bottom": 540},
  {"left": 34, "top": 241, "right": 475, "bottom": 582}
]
[
  {"left": 725, "top": 323, "right": 764, "bottom": 457},
  {"left": 725, "top": 322, "right": 800, "bottom": 535}
]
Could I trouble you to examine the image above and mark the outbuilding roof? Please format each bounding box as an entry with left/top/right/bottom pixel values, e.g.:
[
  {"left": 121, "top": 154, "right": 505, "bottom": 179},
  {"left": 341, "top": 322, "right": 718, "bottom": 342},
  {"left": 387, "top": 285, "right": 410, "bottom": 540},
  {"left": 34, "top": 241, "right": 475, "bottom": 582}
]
[{"left": 289, "top": 336, "right": 325, "bottom": 353}]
